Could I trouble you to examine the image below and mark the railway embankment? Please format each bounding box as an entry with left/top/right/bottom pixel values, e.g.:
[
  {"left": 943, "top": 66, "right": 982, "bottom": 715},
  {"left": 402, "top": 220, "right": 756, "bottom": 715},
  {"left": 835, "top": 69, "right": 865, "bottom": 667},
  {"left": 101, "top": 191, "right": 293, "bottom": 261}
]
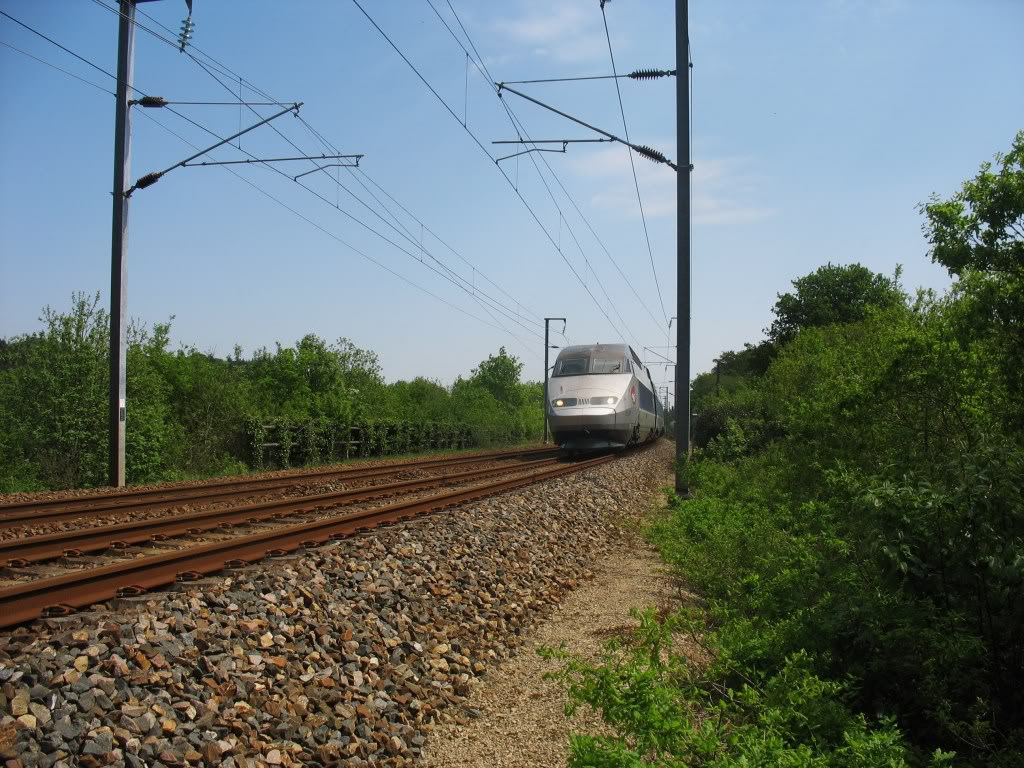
[{"left": 0, "top": 443, "right": 670, "bottom": 767}]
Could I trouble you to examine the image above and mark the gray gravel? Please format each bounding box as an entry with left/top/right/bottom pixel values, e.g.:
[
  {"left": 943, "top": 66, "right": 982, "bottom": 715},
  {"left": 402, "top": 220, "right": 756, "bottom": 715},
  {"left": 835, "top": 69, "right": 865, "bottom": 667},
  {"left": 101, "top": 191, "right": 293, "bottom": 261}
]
[{"left": 0, "top": 445, "right": 669, "bottom": 767}]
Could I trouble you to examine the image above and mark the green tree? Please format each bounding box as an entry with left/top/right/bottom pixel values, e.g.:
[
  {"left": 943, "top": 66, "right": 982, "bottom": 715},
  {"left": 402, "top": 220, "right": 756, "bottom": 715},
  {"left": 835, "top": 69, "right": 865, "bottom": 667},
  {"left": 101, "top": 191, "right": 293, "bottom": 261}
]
[
  {"left": 468, "top": 346, "right": 524, "bottom": 407},
  {"left": 123, "top": 319, "right": 173, "bottom": 483},
  {"left": 0, "top": 293, "right": 108, "bottom": 488},
  {"left": 922, "top": 130, "right": 1024, "bottom": 423},
  {"left": 333, "top": 337, "right": 387, "bottom": 418},
  {"left": 767, "top": 262, "right": 905, "bottom": 345},
  {"left": 154, "top": 344, "right": 249, "bottom": 475},
  {"left": 388, "top": 377, "right": 452, "bottom": 422},
  {"left": 247, "top": 334, "right": 353, "bottom": 424}
]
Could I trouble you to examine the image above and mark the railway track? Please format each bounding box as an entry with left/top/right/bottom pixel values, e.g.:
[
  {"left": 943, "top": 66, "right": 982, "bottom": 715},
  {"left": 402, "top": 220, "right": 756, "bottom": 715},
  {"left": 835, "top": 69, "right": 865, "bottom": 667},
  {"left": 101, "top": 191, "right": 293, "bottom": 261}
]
[
  {"left": 0, "top": 453, "right": 614, "bottom": 629},
  {"left": 0, "top": 445, "right": 556, "bottom": 529},
  {"left": 0, "top": 455, "right": 561, "bottom": 566}
]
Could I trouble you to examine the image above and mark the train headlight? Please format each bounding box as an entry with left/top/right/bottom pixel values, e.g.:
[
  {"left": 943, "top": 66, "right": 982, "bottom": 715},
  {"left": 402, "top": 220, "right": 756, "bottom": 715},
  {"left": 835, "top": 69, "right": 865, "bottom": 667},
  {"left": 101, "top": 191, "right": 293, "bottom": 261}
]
[
  {"left": 554, "top": 399, "right": 565, "bottom": 407},
  {"left": 603, "top": 396, "right": 618, "bottom": 405}
]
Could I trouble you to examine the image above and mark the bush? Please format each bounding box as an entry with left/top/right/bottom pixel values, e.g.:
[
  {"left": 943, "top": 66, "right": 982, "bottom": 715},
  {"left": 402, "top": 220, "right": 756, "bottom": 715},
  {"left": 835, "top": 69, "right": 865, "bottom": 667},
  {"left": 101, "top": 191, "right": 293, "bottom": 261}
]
[
  {"left": 547, "top": 136, "right": 1024, "bottom": 767},
  {"left": 0, "top": 301, "right": 543, "bottom": 490},
  {"left": 543, "top": 610, "right": 949, "bottom": 767}
]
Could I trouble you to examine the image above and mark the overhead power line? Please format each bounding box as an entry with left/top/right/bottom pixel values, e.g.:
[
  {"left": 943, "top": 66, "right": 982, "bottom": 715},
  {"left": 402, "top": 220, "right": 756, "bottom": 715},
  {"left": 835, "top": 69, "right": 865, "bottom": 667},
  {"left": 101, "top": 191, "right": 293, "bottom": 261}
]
[
  {"left": 600, "top": 1, "right": 670, "bottom": 326},
  {"left": 98, "top": 0, "right": 548, "bottom": 346},
  {"left": 91, "top": 0, "right": 649, "bottom": 349},
  {"left": 423, "top": 0, "right": 666, "bottom": 339},
  {"left": 1, "top": 9, "right": 124, "bottom": 86},
  {"left": 139, "top": 109, "right": 540, "bottom": 355},
  {"left": 341, "top": 167, "right": 540, "bottom": 345},
  {"left": 421, "top": 0, "right": 635, "bottom": 349},
  {"left": 420, "top": 0, "right": 650, "bottom": 349},
  {"left": 85, "top": 0, "right": 547, "bottom": 355},
  {"left": 0, "top": 38, "right": 114, "bottom": 96},
  {"left": 352, "top": 167, "right": 546, "bottom": 326},
  {"left": 179, "top": 55, "right": 544, "bottom": 347},
  {"left": 491, "top": 96, "right": 647, "bottom": 349},
  {"left": 277, "top": 104, "right": 549, "bottom": 334},
  {"left": 6, "top": 8, "right": 543, "bottom": 361},
  {"left": 353, "top": 0, "right": 631, "bottom": 347}
]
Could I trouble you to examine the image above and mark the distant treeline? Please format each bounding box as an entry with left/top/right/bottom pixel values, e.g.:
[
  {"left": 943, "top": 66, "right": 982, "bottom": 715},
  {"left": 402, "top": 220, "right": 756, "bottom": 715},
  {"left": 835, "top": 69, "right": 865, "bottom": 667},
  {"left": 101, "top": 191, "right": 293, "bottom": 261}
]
[
  {"left": 0, "top": 299, "right": 543, "bottom": 491},
  {"left": 555, "top": 132, "right": 1024, "bottom": 766}
]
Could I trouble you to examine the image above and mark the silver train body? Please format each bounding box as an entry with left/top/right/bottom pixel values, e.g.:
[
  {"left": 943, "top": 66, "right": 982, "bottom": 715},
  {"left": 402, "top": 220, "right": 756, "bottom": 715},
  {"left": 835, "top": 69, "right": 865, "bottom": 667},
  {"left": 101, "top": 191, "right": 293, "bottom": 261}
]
[{"left": 546, "top": 343, "right": 665, "bottom": 451}]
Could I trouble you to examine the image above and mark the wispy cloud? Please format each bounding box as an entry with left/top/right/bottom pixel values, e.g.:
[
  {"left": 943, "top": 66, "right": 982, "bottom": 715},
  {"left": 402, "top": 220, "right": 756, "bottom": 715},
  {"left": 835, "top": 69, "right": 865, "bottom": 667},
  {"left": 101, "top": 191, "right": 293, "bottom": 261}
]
[
  {"left": 567, "top": 145, "right": 775, "bottom": 226},
  {"left": 492, "top": 1, "right": 608, "bottom": 63}
]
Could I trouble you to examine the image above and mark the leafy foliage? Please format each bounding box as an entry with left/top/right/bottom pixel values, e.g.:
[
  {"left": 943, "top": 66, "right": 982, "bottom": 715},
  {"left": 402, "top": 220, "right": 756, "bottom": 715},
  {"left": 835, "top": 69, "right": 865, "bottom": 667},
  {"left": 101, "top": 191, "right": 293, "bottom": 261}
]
[
  {"left": 543, "top": 611, "right": 952, "bottom": 767},
  {"left": 767, "top": 262, "right": 905, "bottom": 346},
  {"left": 921, "top": 130, "right": 1024, "bottom": 425},
  {"left": 547, "top": 136, "right": 1024, "bottom": 767},
  {"left": 0, "top": 301, "right": 543, "bottom": 490}
]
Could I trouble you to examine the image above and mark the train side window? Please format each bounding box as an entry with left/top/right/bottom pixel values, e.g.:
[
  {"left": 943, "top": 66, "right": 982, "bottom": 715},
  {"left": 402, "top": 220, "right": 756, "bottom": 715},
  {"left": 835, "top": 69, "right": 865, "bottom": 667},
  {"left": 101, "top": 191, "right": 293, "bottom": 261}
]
[
  {"left": 630, "top": 348, "right": 643, "bottom": 368},
  {"left": 624, "top": 359, "right": 632, "bottom": 373}
]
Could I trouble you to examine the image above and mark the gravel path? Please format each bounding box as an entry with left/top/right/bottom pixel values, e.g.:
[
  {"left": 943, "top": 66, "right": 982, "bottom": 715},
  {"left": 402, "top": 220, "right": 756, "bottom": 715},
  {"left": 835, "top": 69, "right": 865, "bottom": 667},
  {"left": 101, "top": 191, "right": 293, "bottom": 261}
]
[
  {"left": 421, "top": 447, "right": 676, "bottom": 768},
  {"left": 0, "top": 442, "right": 670, "bottom": 767},
  {"left": 420, "top": 547, "right": 675, "bottom": 768}
]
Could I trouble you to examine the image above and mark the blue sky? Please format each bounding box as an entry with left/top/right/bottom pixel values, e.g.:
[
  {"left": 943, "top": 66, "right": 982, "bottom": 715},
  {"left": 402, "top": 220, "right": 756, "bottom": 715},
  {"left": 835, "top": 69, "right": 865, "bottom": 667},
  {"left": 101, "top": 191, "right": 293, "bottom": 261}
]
[{"left": 1, "top": 0, "right": 1022, "bottom": 398}]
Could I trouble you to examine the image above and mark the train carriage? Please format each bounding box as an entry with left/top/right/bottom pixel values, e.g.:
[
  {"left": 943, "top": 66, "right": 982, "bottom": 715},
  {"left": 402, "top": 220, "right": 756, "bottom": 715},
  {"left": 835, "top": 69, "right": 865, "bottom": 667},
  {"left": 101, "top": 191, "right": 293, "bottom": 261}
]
[{"left": 546, "top": 343, "right": 664, "bottom": 451}]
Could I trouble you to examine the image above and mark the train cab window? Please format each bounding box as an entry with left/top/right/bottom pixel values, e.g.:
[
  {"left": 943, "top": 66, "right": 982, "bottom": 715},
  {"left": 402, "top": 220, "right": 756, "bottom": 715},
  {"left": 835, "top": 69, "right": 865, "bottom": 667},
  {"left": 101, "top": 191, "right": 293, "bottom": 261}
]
[
  {"left": 591, "top": 357, "right": 624, "bottom": 374},
  {"left": 555, "top": 357, "right": 588, "bottom": 376},
  {"left": 554, "top": 353, "right": 629, "bottom": 376}
]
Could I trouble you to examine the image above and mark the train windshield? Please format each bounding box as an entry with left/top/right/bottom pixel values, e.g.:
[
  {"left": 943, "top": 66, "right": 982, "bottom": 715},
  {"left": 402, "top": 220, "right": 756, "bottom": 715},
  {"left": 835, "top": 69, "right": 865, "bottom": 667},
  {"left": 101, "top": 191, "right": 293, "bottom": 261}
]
[
  {"left": 592, "top": 356, "right": 624, "bottom": 373},
  {"left": 554, "top": 354, "right": 627, "bottom": 376}
]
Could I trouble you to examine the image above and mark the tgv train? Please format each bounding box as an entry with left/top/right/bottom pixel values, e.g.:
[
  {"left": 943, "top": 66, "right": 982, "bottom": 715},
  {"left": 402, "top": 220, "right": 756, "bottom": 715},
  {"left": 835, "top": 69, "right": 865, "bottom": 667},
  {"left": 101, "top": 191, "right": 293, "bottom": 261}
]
[{"left": 547, "top": 343, "right": 664, "bottom": 451}]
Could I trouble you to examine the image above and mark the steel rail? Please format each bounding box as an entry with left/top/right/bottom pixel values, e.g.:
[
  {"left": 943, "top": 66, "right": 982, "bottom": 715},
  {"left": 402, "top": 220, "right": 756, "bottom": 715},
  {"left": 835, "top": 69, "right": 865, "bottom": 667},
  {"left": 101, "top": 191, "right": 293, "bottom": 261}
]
[
  {"left": 0, "top": 454, "right": 614, "bottom": 628},
  {"left": 0, "top": 446, "right": 556, "bottom": 526},
  {"left": 0, "top": 456, "right": 561, "bottom": 566}
]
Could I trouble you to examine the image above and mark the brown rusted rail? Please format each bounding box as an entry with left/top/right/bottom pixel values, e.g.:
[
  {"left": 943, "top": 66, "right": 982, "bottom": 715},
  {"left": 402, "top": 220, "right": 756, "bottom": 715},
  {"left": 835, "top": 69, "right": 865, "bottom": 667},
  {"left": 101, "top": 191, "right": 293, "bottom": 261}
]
[
  {"left": 0, "top": 446, "right": 556, "bottom": 528},
  {"left": 0, "top": 454, "right": 614, "bottom": 628},
  {"left": 0, "top": 456, "right": 561, "bottom": 566}
]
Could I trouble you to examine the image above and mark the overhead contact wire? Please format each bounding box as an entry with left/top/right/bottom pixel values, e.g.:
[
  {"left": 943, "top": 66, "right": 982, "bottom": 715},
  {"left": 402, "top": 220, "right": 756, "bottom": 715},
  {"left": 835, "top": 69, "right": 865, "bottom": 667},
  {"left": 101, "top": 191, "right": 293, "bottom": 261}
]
[
  {"left": 601, "top": 2, "right": 669, "bottom": 326},
  {"left": 0, "top": 39, "right": 115, "bottom": 96},
  {"left": 133, "top": 109, "right": 536, "bottom": 351},
  {"left": 434, "top": 0, "right": 663, "bottom": 343},
  {"left": 182, "top": 56, "right": 544, "bottom": 346},
  {"left": 109, "top": 0, "right": 547, "bottom": 338},
  {"left": 355, "top": 0, "right": 628, "bottom": 343},
  {"left": 6, "top": 7, "right": 538, "bottom": 357}
]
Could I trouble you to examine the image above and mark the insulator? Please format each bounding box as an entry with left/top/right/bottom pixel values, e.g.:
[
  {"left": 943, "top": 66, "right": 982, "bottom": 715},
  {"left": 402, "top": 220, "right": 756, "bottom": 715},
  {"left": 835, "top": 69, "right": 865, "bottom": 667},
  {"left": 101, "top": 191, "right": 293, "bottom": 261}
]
[
  {"left": 136, "top": 96, "right": 167, "bottom": 108},
  {"left": 178, "top": 16, "right": 194, "bottom": 52},
  {"left": 634, "top": 145, "right": 668, "bottom": 165},
  {"left": 134, "top": 172, "right": 162, "bottom": 190},
  {"left": 628, "top": 68, "right": 675, "bottom": 81}
]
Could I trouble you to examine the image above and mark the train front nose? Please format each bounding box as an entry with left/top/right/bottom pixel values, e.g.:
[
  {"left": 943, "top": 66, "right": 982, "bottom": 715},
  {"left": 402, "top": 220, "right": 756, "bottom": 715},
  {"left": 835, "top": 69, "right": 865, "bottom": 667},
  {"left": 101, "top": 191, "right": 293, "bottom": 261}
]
[{"left": 547, "top": 391, "right": 635, "bottom": 450}]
